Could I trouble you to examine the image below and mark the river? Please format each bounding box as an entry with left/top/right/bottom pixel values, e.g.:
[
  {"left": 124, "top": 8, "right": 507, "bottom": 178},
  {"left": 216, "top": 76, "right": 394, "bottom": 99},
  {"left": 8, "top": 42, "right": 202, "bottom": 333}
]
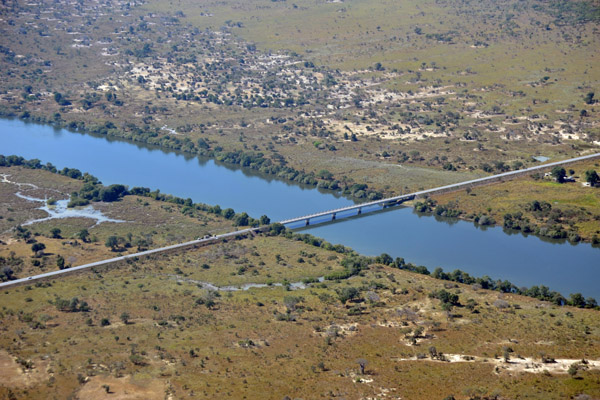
[{"left": 1, "top": 118, "right": 599, "bottom": 298}]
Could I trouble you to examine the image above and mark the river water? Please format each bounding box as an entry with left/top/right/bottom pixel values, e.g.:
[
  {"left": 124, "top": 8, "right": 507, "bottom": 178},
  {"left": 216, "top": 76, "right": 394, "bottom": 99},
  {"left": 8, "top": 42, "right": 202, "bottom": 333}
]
[{"left": 1, "top": 119, "right": 598, "bottom": 298}]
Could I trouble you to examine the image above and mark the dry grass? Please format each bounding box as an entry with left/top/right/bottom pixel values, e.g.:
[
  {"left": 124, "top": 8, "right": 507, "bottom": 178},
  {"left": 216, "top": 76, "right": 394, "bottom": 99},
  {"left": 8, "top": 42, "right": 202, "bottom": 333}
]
[
  {"left": 432, "top": 159, "right": 600, "bottom": 240},
  {"left": 0, "top": 166, "right": 234, "bottom": 278},
  {"left": 0, "top": 233, "right": 599, "bottom": 399}
]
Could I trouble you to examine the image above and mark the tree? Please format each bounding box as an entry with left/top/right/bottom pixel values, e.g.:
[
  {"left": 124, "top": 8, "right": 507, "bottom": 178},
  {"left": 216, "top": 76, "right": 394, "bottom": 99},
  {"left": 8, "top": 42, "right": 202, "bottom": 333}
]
[
  {"left": 77, "top": 229, "right": 90, "bottom": 242},
  {"left": 503, "top": 349, "right": 511, "bottom": 362},
  {"left": 584, "top": 170, "right": 599, "bottom": 186},
  {"left": 120, "top": 312, "right": 130, "bottom": 324},
  {"left": 100, "top": 184, "right": 128, "bottom": 202},
  {"left": 429, "top": 346, "right": 438, "bottom": 359},
  {"left": 338, "top": 287, "right": 360, "bottom": 304},
  {"left": 1, "top": 266, "right": 15, "bottom": 281},
  {"left": 196, "top": 290, "right": 218, "bottom": 309},
  {"left": 31, "top": 242, "right": 46, "bottom": 254},
  {"left": 283, "top": 295, "right": 302, "bottom": 312},
  {"left": 318, "top": 169, "right": 333, "bottom": 180},
  {"left": 57, "top": 255, "right": 65, "bottom": 269},
  {"left": 584, "top": 92, "right": 595, "bottom": 105},
  {"left": 568, "top": 363, "right": 578, "bottom": 378},
  {"left": 234, "top": 212, "right": 249, "bottom": 226},
  {"left": 222, "top": 208, "right": 235, "bottom": 219},
  {"left": 129, "top": 354, "right": 146, "bottom": 366},
  {"left": 54, "top": 297, "right": 88, "bottom": 312},
  {"left": 551, "top": 166, "right": 566, "bottom": 183},
  {"left": 50, "top": 228, "right": 62, "bottom": 238},
  {"left": 105, "top": 236, "right": 119, "bottom": 251},
  {"left": 585, "top": 297, "right": 598, "bottom": 308},
  {"left": 569, "top": 293, "right": 586, "bottom": 308},
  {"left": 356, "top": 358, "right": 368, "bottom": 374}
]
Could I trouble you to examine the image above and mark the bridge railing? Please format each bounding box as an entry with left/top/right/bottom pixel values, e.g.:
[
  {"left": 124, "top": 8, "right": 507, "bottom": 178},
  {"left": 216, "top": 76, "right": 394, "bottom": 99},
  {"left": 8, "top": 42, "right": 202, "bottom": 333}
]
[{"left": 279, "top": 152, "right": 600, "bottom": 225}]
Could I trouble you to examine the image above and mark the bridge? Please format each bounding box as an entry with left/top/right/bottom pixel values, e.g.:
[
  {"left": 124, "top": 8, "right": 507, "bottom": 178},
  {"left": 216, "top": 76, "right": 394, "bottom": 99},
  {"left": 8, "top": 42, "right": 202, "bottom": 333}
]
[
  {"left": 279, "top": 152, "right": 600, "bottom": 227},
  {"left": 1, "top": 152, "right": 599, "bottom": 288}
]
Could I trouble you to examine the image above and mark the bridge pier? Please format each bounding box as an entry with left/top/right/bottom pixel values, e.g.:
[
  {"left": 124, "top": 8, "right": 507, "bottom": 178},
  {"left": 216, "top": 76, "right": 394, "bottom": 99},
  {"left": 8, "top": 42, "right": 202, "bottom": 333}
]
[
  {"left": 332, "top": 213, "right": 336, "bottom": 221},
  {"left": 357, "top": 208, "right": 362, "bottom": 215},
  {"left": 305, "top": 219, "right": 310, "bottom": 226}
]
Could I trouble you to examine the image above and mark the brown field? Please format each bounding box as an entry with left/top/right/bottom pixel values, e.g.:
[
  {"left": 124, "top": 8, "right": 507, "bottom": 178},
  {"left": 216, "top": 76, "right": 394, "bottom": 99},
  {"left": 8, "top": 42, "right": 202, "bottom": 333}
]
[
  {"left": 431, "top": 159, "right": 600, "bottom": 241},
  {"left": 0, "top": 166, "right": 234, "bottom": 279},
  {"left": 0, "top": 233, "right": 599, "bottom": 399}
]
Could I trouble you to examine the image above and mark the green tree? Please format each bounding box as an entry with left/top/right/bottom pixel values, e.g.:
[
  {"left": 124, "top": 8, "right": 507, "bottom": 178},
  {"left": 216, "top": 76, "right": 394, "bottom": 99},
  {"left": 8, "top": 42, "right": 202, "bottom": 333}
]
[
  {"left": 318, "top": 169, "right": 333, "bottom": 180},
  {"left": 551, "top": 166, "right": 566, "bottom": 183},
  {"left": 222, "top": 208, "right": 235, "bottom": 219},
  {"left": 77, "top": 229, "right": 90, "bottom": 242},
  {"left": 120, "top": 312, "right": 130, "bottom": 324},
  {"left": 57, "top": 255, "right": 65, "bottom": 270},
  {"left": 338, "top": 287, "right": 360, "bottom": 304},
  {"left": 569, "top": 293, "right": 586, "bottom": 308},
  {"left": 1, "top": 266, "right": 15, "bottom": 281},
  {"left": 584, "top": 92, "right": 595, "bottom": 105},
  {"left": 356, "top": 358, "right": 368, "bottom": 374},
  {"left": 105, "top": 236, "right": 119, "bottom": 251},
  {"left": 234, "top": 212, "right": 249, "bottom": 226},
  {"left": 31, "top": 242, "right": 46, "bottom": 254},
  {"left": 584, "top": 170, "right": 599, "bottom": 186},
  {"left": 100, "top": 184, "right": 128, "bottom": 202},
  {"left": 50, "top": 228, "right": 62, "bottom": 238}
]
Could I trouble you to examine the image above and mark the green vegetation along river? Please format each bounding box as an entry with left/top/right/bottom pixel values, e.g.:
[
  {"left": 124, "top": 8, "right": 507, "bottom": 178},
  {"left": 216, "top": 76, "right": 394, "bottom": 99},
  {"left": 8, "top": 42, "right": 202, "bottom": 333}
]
[{"left": 1, "top": 118, "right": 599, "bottom": 298}]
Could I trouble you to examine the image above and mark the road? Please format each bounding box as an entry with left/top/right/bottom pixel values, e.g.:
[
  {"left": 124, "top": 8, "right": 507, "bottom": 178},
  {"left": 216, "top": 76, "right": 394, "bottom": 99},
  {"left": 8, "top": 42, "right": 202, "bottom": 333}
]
[
  {"left": 0, "top": 228, "right": 258, "bottom": 288},
  {"left": 1, "top": 152, "right": 599, "bottom": 288},
  {"left": 280, "top": 152, "right": 600, "bottom": 225}
]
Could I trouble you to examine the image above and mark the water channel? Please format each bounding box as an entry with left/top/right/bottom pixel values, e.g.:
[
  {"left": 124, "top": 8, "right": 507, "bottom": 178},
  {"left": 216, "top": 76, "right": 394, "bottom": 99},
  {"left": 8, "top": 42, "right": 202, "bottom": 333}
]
[{"left": 1, "top": 119, "right": 598, "bottom": 298}]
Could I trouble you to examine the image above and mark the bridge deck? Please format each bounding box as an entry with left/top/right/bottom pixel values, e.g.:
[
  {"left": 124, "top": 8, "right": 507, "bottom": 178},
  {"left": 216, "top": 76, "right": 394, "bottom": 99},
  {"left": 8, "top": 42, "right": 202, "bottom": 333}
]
[
  {"left": 279, "top": 152, "right": 600, "bottom": 225},
  {"left": 1, "top": 152, "right": 599, "bottom": 288}
]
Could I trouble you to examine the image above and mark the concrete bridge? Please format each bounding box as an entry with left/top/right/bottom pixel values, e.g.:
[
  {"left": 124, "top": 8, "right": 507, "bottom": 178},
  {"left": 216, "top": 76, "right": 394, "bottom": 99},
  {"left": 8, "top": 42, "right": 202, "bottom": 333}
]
[
  {"left": 1, "top": 152, "right": 599, "bottom": 288},
  {"left": 279, "top": 152, "right": 600, "bottom": 227}
]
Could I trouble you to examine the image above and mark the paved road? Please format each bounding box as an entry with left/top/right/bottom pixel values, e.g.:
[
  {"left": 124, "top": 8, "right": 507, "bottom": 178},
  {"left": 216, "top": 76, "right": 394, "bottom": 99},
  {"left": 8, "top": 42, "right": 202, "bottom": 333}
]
[
  {"left": 0, "top": 227, "right": 258, "bottom": 289},
  {"left": 280, "top": 152, "right": 600, "bottom": 225},
  {"left": 1, "top": 152, "right": 599, "bottom": 288}
]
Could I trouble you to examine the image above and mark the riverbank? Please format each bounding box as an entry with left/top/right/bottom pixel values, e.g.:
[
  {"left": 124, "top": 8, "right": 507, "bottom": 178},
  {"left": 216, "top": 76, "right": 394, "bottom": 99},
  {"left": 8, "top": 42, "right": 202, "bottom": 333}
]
[
  {"left": 2, "top": 159, "right": 599, "bottom": 305},
  {"left": 429, "top": 160, "right": 600, "bottom": 243},
  {"left": 1, "top": 235, "right": 598, "bottom": 399},
  {"left": 1, "top": 120, "right": 600, "bottom": 298}
]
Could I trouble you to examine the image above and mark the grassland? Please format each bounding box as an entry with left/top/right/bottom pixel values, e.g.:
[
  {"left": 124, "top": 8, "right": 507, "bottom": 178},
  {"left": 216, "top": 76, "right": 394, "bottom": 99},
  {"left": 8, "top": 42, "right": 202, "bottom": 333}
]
[
  {"left": 0, "top": 231, "right": 599, "bottom": 399},
  {"left": 430, "top": 159, "right": 600, "bottom": 241},
  {"left": 0, "top": 166, "right": 235, "bottom": 280},
  {"left": 1, "top": 2, "right": 600, "bottom": 397},
  {"left": 0, "top": 0, "right": 598, "bottom": 199}
]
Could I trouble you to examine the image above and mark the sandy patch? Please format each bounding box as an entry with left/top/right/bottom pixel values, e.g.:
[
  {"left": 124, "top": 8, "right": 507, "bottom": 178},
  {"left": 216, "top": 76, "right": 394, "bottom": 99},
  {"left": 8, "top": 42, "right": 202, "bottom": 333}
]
[
  {"left": 0, "top": 350, "right": 50, "bottom": 388},
  {"left": 317, "top": 323, "right": 359, "bottom": 337},
  {"left": 76, "top": 375, "right": 166, "bottom": 400},
  {"left": 393, "top": 353, "right": 600, "bottom": 374}
]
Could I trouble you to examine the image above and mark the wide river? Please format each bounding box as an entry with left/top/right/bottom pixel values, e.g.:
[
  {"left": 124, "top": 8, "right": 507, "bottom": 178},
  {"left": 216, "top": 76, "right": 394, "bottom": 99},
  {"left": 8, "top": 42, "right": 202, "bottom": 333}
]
[{"left": 1, "top": 119, "right": 599, "bottom": 298}]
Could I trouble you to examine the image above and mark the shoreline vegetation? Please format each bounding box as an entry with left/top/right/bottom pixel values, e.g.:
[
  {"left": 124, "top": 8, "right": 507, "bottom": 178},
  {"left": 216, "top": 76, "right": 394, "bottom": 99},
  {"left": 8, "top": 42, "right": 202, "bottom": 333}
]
[
  {"left": 1, "top": 155, "right": 597, "bottom": 309},
  {"left": 1, "top": 0, "right": 599, "bottom": 397},
  {"left": 2, "top": 112, "right": 599, "bottom": 243},
  {"left": 0, "top": 113, "right": 387, "bottom": 201}
]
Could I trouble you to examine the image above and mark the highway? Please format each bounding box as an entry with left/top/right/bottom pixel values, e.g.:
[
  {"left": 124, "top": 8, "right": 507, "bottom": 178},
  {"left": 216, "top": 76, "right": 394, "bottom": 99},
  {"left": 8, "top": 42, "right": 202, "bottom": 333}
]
[
  {"left": 1, "top": 152, "right": 599, "bottom": 288},
  {"left": 280, "top": 152, "right": 600, "bottom": 226},
  {"left": 0, "top": 228, "right": 259, "bottom": 289}
]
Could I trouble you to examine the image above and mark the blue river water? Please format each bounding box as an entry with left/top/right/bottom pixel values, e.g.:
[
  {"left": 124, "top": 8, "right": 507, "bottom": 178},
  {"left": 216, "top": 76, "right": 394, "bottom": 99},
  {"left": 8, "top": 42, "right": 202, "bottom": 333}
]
[{"left": 1, "top": 119, "right": 598, "bottom": 298}]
